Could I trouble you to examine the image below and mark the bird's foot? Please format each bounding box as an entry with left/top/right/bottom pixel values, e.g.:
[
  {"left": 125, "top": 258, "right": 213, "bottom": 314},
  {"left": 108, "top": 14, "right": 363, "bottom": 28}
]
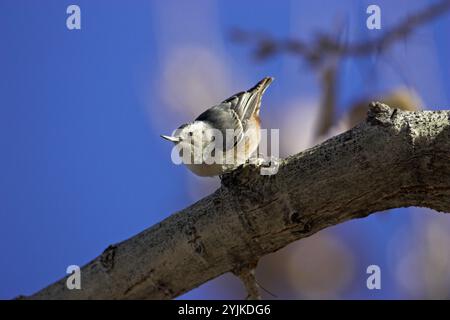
[{"left": 248, "top": 155, "right": 281, "bottom": 176}]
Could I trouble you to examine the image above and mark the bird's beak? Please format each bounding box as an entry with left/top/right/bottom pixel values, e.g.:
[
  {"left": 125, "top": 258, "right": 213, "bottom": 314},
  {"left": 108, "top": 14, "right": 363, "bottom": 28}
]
[{"left": 160, "top": 134, "right": 181, "bottom": 143}]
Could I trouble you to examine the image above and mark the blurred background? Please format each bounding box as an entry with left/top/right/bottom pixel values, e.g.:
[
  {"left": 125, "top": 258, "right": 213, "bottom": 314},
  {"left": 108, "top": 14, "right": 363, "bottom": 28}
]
[{"left": 1, "top": 0, "right": 450, "bottom": 299}]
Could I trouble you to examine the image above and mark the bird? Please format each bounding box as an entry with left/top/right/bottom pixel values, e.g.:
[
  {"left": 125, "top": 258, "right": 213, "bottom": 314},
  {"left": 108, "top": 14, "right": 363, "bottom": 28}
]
[{"left": 161, "top": 76, "right": 273, "bottom": 177}]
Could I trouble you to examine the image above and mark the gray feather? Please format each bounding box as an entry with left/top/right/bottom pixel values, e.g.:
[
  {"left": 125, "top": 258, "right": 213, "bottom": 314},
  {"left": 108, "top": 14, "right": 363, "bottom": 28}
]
[
  {"left": 195, "top": 77, "right": 273, "bottom": 151},
  {"left": 221, "top": 77, "right": 272, "bottom": 129},
  {"left": 196, "top": 104, "right": 243, "bottom": 151}
]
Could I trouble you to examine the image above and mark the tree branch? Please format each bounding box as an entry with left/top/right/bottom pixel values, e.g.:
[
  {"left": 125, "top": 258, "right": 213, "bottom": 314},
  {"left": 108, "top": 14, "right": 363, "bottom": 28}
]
[
  {"left": 25, "top": 103, "right": 450, "bottom": 299},
  {"left": 230, "top": 0, "right": 450, "bottom": 65}
]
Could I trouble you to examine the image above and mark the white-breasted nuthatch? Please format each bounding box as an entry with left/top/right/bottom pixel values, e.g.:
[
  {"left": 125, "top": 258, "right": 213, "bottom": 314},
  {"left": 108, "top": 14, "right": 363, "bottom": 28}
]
[{"left": 161, "top": 77, "right": 273, "bottom": 176}]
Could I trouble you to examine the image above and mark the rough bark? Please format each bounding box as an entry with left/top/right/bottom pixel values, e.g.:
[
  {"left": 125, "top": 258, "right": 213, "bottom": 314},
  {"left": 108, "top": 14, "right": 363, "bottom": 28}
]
[{"left": 25, "top": 103, "right": 450, "bottom": 300}]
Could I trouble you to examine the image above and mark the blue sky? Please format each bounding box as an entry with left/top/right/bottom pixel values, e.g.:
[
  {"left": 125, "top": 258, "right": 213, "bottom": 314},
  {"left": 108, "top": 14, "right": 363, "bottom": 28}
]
[{"left": 0, "top": 0, "right": 449, "bottom": 299}]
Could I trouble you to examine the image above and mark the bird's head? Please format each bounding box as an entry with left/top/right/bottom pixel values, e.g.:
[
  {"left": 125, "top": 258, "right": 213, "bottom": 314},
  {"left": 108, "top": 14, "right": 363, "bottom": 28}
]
[{"left": 160, "top": 121, "right": 210, "bottom": 146}]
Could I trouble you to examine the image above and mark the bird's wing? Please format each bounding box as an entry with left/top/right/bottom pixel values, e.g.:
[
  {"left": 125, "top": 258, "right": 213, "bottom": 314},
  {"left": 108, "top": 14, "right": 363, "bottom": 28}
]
[
  {"left": 221, "top": 77, "right": 273, "bottom": 131},
  {"left": 195, "top": 104, "right": 244, "bottom": 151},
  {"left": 195, "top": 77, "right": 273, "bottom": 151}
]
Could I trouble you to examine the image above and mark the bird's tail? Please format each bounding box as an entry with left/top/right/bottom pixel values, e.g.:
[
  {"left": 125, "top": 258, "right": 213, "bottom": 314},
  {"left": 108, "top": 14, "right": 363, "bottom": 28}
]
[
  {"left": 248, "top": 76, "right": 273, "bottom": 97},
  {"left": 245, "top": 76, "right": 274, "bottom": 117}
]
